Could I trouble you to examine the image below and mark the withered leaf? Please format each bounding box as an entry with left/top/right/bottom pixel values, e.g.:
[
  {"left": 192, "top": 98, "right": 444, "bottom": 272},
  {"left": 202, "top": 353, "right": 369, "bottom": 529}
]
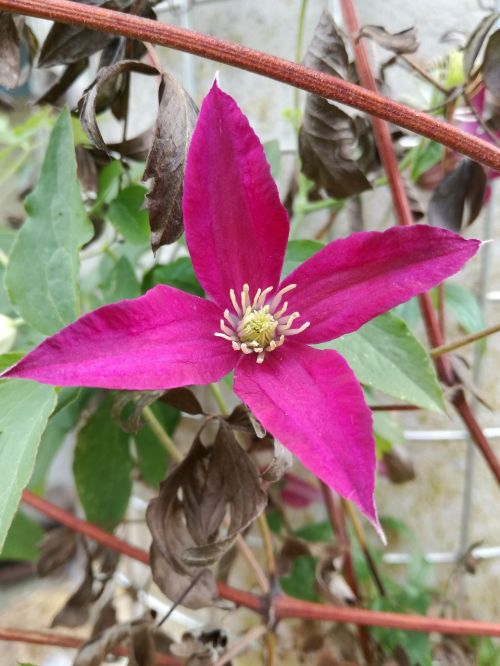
[
  {"left": 160, "top": 387, "right": 204, "bottom": 415},
  {"left": 37, "top": 58, "right": 89, "bottom": 106},
  {"left": 317, "top": 553, "right": 357, "bottom": 606},
  {"left": 91, "top": 600, "right": 117, "bottom": 638},
  {"left": 463, "top": 12, "right": 500, "bottom": 77},
  {"left": 382, "top": 447, "right": 416, "bottom": 484},
  {"left": 260, "top": 440, "right": 293, "bottom": 483},
  {"left": 112, "top": 389, "right": 165, "bottom": 433},
  {"left": 74, "top": 617, "right": 153, "bottom": 666},
  {"left": 143, "top": 71, "right": 198, "bottom": 251},
  {"left": 36, "top": 526, "right": 78, "bottom": 577},
  {"left": 129, "top": 620, "right": 156, "bottom": 666},
  {"left": 51, "top": 563, "right": 95, "bottom": 628},
  {"left": 79, "top": 60, "right": 159, "bottom": 154},
  {"left": 0, "top": 12, "right": 20, "bottom": 89},
  {"left": 147, "top": 423, "right": 266, "bottom": 608},
  {"left": 107, "top": 129, "right": 153, "bottom": 161},
  {"left": 225, "top": 404, "right": 266, "bottom": 437},
  {"left": 357, "top": 25, "right": 419, "bottom": 55},
  {"left": 483, "top": 29, "right": 500, "bottom": 97},
  {"left": 299, "top": 11, "right": 373, "bottom": 199},
  {"left": 76, "top": 145, "right": 100, "bottom": 197},
  {"left": 38, "top": 0, "right": 133, "bottom": 67},
  {"left": 428, "top": 159, "right": 486, "bottom": 232}
]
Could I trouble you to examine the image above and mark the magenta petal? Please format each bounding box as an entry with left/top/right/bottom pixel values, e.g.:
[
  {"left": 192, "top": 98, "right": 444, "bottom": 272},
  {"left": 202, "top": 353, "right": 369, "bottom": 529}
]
[
  {"left": 281, "top": 225, "right": 480, "bottom": 344},
  {"left": 234, "top": 343, "right": 380, "bottom": 530},
  {"left": 4, "top": 285, "right": 237, "bottom": 390},
  {"left": 183, "top": 82, "right": 289, "bottom": 308}
]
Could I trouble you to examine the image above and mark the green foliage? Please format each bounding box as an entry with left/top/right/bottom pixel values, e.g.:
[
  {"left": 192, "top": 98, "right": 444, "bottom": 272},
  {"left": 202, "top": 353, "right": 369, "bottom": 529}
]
[
  {"left": 134, "top": 401, "right": 180, "bottom": 488},
  {"left": 293, "top": 520, "right": 333, "bottom": 542},
  {"left": 0, "top": 379, "right": 57, "bottom": 551},
  {"left": 107, "top": 184, "right": 150, "bottom": 245},
  {"left": 279, "top": 554, "right": 320, "bottom": 602},
  {"left": 142, "top": 256, "right": 204, "bottom": 296},
  {"left": 1, "top": 511, "right": 43, "bottom": 561},
  {"left": 325, "top": 312, "right": 445, "bottom": 412},
  {"left": 282, "top": 239, "right": 323, "bottom": 277},
  {"left": 73, "top": 395, "right": 133, "bottom": 531},
  {"left": 100, "top": 256, "right": 141, "bottom": 304},
  {"left": 5, "top": 108, "right": 93, "bottom": 335},
  {"left": 263, "top": 139, "right": 281, "bottom": 179},
  {"left": 373, "top": 411, "right": 404, "bottom": 457}
]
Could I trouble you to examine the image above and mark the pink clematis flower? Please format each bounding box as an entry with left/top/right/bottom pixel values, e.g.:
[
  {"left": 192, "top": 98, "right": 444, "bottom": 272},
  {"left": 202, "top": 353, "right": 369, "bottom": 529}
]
[{"left": 4, "top": 83, "right": 480, "bottom": 536}]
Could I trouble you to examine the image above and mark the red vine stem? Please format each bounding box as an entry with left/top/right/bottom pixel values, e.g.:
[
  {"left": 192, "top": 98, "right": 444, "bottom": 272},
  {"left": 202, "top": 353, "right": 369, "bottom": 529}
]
[
  {"left": 339, "top": 0, "right": 500, "bottom": 486},
  {"left": 1, "top": 0, "right": 500, "bottom": 171},
  {"left": 0, "top": 627, "right": 180, "bottom": 665},
  {"left": 21, "top": 490, "right": 500, "bottom": 637}
]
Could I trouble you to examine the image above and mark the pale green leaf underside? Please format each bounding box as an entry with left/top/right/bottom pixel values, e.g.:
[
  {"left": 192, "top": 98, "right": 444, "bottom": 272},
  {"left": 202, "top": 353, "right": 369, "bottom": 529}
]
[
  {"left": 323, "top": 312, "right": 445, "bottom": 412},
  {"left": 5, "top": 107, "right": 92, "bottom": 335},
  {"left": 0, "top": 379, "right": 57, "bottom": 552}
]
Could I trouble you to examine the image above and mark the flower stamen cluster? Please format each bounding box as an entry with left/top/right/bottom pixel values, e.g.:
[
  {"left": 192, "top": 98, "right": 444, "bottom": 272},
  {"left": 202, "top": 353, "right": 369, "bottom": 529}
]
[{"left": 215, "top": 283, "right": 310, "bottom": 363}]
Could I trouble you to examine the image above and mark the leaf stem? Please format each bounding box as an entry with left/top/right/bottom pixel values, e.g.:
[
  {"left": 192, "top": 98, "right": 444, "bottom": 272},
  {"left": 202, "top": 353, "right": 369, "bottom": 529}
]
[
  {"left": 0, "top": 626, "right": 180, "bottom": 665},
  {"left": 294, "top": 0, "right": 309, "bottom": 111},
  {"left": 2, "top": 0, "right": 500, "bottom": 170},
  {"left": 430, "top": 321, "right": 500, "bottom": 357},
  {"left": 142, "top": 405, "right": 182, "bottom": 462},
  {"left": 257, "top": 512, "right": 276, "bottom": 578},
  {"left": 399, "top": 54, "right": 449, "bottom": 95},
  {"left": 209, "top": 382, "right": 229, "bottom": 415},
  {"left": 20, "top": 489, "right": 500, "bottom": 636}
]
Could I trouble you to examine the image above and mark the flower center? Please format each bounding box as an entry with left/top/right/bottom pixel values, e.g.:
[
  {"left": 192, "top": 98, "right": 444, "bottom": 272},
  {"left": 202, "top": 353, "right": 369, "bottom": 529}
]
[{"left": 215, "top": 283, "right": 310, "bottom": 363}]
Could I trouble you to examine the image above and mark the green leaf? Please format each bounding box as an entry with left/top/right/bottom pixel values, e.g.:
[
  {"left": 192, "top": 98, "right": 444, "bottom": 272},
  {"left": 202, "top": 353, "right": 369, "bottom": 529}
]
[
  {"left": 263, "top": 139, "right": 281, "bottom": 179},
  {"left": 373, "top": 411, "right": 404, "bottom": 457},
  {"left": 134, "top": 402, "right": 180, "bottom": 488},
  {"left": 279, "top": 555, "right": 320, "bottom": 602},
  {"left": 73, "top": 396, "right": 132, "bottom": 531},
  {"left": 445, "top": 283, "right": 486, "bottom": 335},
  {"left": 100, "top": 256, "right": 141, "bottom": 304},
  {"left": 5, "top": 108, "right": 93, "bottom": 335},
  {"left": 0, "top": 379, "right": 57, "bottom": 551},
  {"left": 324, "top": 313, "right": 445, "bottom": 412},
  {"left": 91, "top": 159, "right": 122, "bottom": 213},
  {"left": 107, "top": 184, "right": 150, "bottom": 245},
  {"left": 282, "top": 239, "right": 324, "bottom": 278},
  {"left": 410, "top": 139, "right": 444, "bottom": 182},
  {"left": 1, "top": 511, "right": 43, "bottom": 561},
  {"left": 0, "top": 351, "right": 23, "bottom": 373},
  {"left": 142, "top": 257, "right": 204, "bottom": 297},
  {"left": 293, "top": 520, "right": 333, "bottom": 543}
]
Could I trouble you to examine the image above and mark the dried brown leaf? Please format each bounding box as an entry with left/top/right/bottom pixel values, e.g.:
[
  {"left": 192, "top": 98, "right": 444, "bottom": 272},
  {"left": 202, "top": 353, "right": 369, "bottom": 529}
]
[
  {"left": 38, "top": 0, "right": 133, "bottom": 67},
  {"left": 357, "top": 25, "right": 419, "bottom": 54},
  {"left": 428, "top": 159, "right": 487, "bottom": 232},
  {"left": 76, "top": 145, "right": 100, "bottom": 197},
  {"left": 51, "top": 563, "right": 94, "bottom": 628},
  {"left": 224, "top": 404, "right": 265, "bottom": 437},
  {"left": 74, "top": 617, "right": 153, "bottom": 666},
  {"left": 129, "top": 620, "right": 156, "bottom": 666},
  {"left": 37, "top": 58, "right": 89, "bottom": 106},
  {"left": 78, "top": 60, "right": 159, "bottom": 154},
  {"left": 463, "top": 12, "right": 500, "bottom": 77},
  {"left": 0, "top": 12, "right": 20, "bottom": 89},
  {"left": 300, "top": 11, "right": 373, "bottom": 199},
  {"left": 260, "top": 441, "right": 293, "bottom": 483},
  {"left": 112, "top": 390, "right": 165, "bottom": 432},
  {"left": 143, "top": 71, "right": 198, "bottom": 251},
  {"left": 382, "top": 447, "right": 416, "bottom": 484},
  {"left": 317, "top": 555, "right": 357, "bottom": 606},
  {"left": 37, "top": 526, "right": 78, "bottom": 577},
  {"left": 91, "top": 600, "right": 117, "bottom": 638},
  {"left": 160, "top": 387, "right": 204, "bottom": 415},
  {"left": 147, "top": 423, "right": 266, "bottom": 608},
  {"left": 483, "top": 29, "right": 500, "bottom": 97}
]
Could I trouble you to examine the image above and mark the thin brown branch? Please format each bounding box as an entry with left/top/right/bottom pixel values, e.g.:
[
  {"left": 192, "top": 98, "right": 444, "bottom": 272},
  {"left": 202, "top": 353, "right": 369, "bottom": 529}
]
[
  {"left": 20, "top": 489, "right": 500, "bottom": 636},
  {"left": 0, "top": 627, "right": 180, "bottom": 665},
  {"left": 339, "top": 0, "right": 500, "bottom": 488},
  {"left": 1, "top": 0, "right": 500, "bottom": 170},
  {"left": 320, "top": 483, "right": 374, "bottom": 664},
  {"left": 431, "top": 321, "right": 500, "bottom": 357},
  {"left": 400, "top": 54, "right": 449, "bottom": 95}
]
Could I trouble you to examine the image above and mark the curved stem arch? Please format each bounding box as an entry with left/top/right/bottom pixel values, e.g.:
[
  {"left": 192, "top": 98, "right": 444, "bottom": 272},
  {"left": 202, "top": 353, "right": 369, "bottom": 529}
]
[{"left": 0, "top": 0, "right": 500, "bottom": 171}]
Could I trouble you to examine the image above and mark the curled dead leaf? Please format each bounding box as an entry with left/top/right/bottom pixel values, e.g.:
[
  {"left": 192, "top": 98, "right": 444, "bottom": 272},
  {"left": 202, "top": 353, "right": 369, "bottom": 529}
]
[
  {"left": 36, "top": 526, "right": 78, "bottom": 577},
  {"left": 357, "top": 25, "right": 419, "bottom": 55},
  {"left": 0, "top": 12, "right": 20, "bottom": 89},
  {"left": 146, "top": 422, "right": 267, "bottom": 608}
]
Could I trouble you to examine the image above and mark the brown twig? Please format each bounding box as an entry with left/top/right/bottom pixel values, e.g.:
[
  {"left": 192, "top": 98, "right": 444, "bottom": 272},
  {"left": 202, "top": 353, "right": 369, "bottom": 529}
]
[
  {"left": 430, "top": 321, "right": 500, "bottom": 357},
  {"left": 399, "top": 54, "right": 449, "bottom": 95},
  {"left": 1, "top": 0, "right": 500, "bottom": 170},
  {"left": 339, "top": 0, "right": 500, "bottom": 487},
  {"left": 19, "top": 490, "right": 500, "bottom": 637},
  {"left": 320, "top": 483, "right": 373, "bottom": 664},
  {"left": 0, "top": 627, "right": 180, "bottom": 665},
  {"left": 369, "top": 404, "right": 420, "bottom": 411}
]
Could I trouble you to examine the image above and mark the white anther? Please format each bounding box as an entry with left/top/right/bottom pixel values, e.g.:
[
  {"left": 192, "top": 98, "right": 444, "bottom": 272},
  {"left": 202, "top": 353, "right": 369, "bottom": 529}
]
[
  {"left": 256, "top": 286, "right": 273, "bottom": 309},
  {"left": 278, "top": 313, "right": 300, "bottom": 332},
  {"left": 241, "top": 284, "right": 251, "bottom": 311},
  {"left": 215, "top": 332, "right": 237, "bottom": 342},
  {"left": 232, "top": 341, "right": 241, "bottom": 351},
  {"left": 240, "top": 343, "right": 253, "bottom": 354},
  {"left": 273, "top": 301, "right": 288, "bottom": 319},
  {"left": 283, "top": 321, "right": 311, "bottom": 336},
  {"left": 224, "top": 309, "right": 238, "bottom": 327},
  {"left": 230, "top": 289, "right": 242, "bottom": 317},
  {"left": 256, "top": 351, "right": 266, "bottom": 363},
  {"left": 269, "top": 283, "right": 296, "bottom": 311}
]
